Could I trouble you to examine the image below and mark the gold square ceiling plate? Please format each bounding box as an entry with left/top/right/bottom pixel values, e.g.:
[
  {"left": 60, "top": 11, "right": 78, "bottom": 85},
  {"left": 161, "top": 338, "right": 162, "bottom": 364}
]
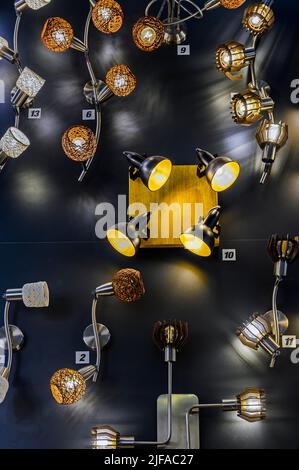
[{"left": 128, "top": 165, "right": 219, "bottom": 248}]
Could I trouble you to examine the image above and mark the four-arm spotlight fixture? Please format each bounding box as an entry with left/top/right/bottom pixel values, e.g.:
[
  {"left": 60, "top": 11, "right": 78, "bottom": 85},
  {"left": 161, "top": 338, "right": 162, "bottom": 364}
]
[
  {"left": 216, "top": 0, "right": 288, "bottom": 184},
  {"left": 0, "top": 281, "right": 50, "bottom": 404},
  {"left": 91, "top": 320, "right": 266, "bottom": 449},
  {"left": 50, "top": 269, "right": 145, "bottom": 405},
  {"left": 237, "top": 234, "right": 299, "bottom": 368},
  {"left": 0, "top": 1, "right": 49, "bottom": 173}
]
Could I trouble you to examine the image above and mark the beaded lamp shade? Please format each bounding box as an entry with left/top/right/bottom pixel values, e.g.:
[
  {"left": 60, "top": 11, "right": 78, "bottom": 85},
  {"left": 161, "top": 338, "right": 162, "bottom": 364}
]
[
  {"left": 220, "top": 0, "right": 246, "bottom": 8},
  {"left": 92, "top": 0, "right": 124, "bottom": 34},
  {"left": 112, "top": 268, "right": 145, "bottom": 303},
  {"left": 62, "top": 126, "right": 97, "bottom": 162},
  {"left": 41, "top": 17, "right": 74, "bottom": 52},
  {"left": 50, "top": 368, "right": 86, "bottom": 405},
  {"left": 106, "top": 65, "right": 136, "bottom": 97},
  {"left": 16, "top": 67, "right": 45, "bottom": 98},
  {"left": 0, "top": 127, "right": 30, "bottom": 158},
  {"left": 132, "top": 16, "right": 165, "bottom": 52},
  {"left": 242, "top": 3, "right": 274, "bottom": 35},
  {"left": 231, "top": 91, "right": 262, "bottom": 125}
]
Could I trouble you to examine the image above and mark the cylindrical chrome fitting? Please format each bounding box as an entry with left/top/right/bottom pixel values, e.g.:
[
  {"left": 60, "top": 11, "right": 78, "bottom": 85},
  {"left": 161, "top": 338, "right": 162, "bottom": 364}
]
[
  {"left": 71, "top": 37, "right": 87, "bottom": 53},
  {"left": 94, "top": 282, "right": 114, "bottom": 298},
  {"left": 3, "top": 288, "right": 23, "bottom": 302},
  {"left": 11, "top": 88, "right": 30, "bottom": 108},
  {"left": 274, "top": 260, "right": 288, "bottom": 279},
  {"left": 164, "top": 345, "right": 177, "bottom": 363},
  {"left": 14, "top": 0, "right": 28, "bottom": 12}
]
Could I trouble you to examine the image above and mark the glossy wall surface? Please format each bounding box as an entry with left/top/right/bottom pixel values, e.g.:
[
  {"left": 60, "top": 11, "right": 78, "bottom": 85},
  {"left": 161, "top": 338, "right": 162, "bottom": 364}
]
[{"left": 0, "top": 0, "right": 299, "bottom": 449}]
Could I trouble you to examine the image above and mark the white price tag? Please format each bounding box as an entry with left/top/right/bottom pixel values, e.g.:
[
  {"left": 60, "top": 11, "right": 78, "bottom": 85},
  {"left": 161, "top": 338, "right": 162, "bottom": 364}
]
[
  {"left": 222, "top": 249, "right": 237, "bottom": 261},
  {"left": 82, "top": 109, "right": 96, "bottom": 120},
  {"left": 28, "top": 108, "right": 41, "bottom": 119},
  {"left": 177, "top": 45, "right": 190, "bottom": 56},
  {"left": 282, "top": 335, "right": 297, "bottom": 349},
  {"left": 75, "top": 351, "right": 90, "bottom": 365}
]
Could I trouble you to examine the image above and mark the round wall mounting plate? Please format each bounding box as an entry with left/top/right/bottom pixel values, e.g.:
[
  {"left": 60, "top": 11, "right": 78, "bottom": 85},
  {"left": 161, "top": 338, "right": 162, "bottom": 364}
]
[
  {"left": 83, "top": 323, "right": 111, "bottom": 351},
  {"left": 0, "top": 325, "right": 24, "bottom": 352}
]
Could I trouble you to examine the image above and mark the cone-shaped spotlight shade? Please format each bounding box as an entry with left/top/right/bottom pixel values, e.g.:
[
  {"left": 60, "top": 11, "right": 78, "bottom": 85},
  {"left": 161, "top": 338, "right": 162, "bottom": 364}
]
[
  {"left": 124, "top": 151, "right": 172, "bottom": 191},
  {"left": 107, "top": 213, "right": 150, "bottom": 257},
  {"left": 196, "top": 148, "right": 240, "bottom": 192}
]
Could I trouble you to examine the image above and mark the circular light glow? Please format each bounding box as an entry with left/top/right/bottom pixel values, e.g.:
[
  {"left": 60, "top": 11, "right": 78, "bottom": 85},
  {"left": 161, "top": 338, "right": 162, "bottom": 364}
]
[
  {"left": 249, "top": 14, "right": 262, "bottom": 27},
  {"left": 180, "top": 233, "right": 212, "bottom": 257},
  {"left": 107, "top": 229, "right": 136, "bottom": 257},
  {"left": 211, "top": 161, "right": 240, "bottom": 192},
  {"left": 148, "top": 159, "right": 172, "bottom": 191},
  {"left": 235, "top": 99, "right": 246, "bottom": 118},
  {"left": 220, "top": 49, "right": 231, "bottom": 68},
  {"left": 140, "top": 26, "right": 157, "bottom": 46}
]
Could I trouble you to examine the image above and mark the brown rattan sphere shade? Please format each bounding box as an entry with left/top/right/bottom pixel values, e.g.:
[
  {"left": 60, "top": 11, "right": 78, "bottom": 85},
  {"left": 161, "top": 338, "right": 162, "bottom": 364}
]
[
  {"left": 92, "top": 0, "right": 124, "bottom": 34},
  {"left": 41, "top": 17, "right": 74, "bottom": 52},
  {"left": 132, "top": 16, "right": 164, "bottom": 52},
  {"left": 105, "top": 65, "right": 136, "bottom": 97},
  {"left": 50, "top": 368, "right": 86, "bottom": 405},
  {"left": 112, "top": 268, "right": 145, "bottom": 303},
  {"left": 220, "top": 0, "right": 246, "bottom": 8},
  {"left": 62, "top": 126, "right": 97, "bottom": 162}
]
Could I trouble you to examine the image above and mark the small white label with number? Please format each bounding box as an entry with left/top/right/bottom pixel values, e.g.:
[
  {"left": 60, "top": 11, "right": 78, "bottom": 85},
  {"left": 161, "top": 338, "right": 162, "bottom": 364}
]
[
  {"left": 28, "top": 108, "right": 41, "bottom": 119},
  {"left": 282, "top": 335, "right": 297, "bottom": 349},
  {"left": 222, "top": 249, "right": 237, "bottom": 261},
  {"left": 0, "top": 355, "right": 5, "bottom": 365},
  {"left": 82, "top": 109, "right": 96, "bottom": 120},
  {"left": 75, "top": 351, "right": 90, "bottom": 365},
  {"left": 177, "top": 45, "right": 190, "bottom": 56}
]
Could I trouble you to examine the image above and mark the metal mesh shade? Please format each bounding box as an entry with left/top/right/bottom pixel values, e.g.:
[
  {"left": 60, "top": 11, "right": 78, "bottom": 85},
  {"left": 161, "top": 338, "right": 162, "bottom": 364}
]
[
  {"left": 216, "top": 42, "right": 246, "bottom": 73},
  {"left": 153, "top": 320, "right": 188, "bottom": 352},
  {"left": 25, "top": 0, "right": 51, "bottom": 9},
  {"left": 16, "top": 67, "right": 45, "bottom": 98},
  {"left": 268, "top": 235, "right": 299, "bottom": 264},
  {"left": 105, "top": 65, "right": 136, "bottom": 97},
  {"left": 41, "top": 17, "right": 74, "bottom": 52},
  {"left": 237, "top": 388, "right": 266, "bottom": 422},
  {"left": 62, "top": 126, "right": 97, "bottom": 162},
  {"left": 92, "top": 0, "right": 124, "bottom": 34},
  {"left": 50, "top": 368, "right": 86, "bottom": 405},
  {"left": 220, "top": 0, "right": 246, "bottom": 8},
  {"left": 236, "top": 314, "right": 271, "bottom": 350},
  {"left": 132, "top": 16, "right": 165, "bottom": 52},
  {"left": 231, "top": 91, "right": 262, "bottom": 125},
  {"left": 0, "top": 127, "right": 30, "bottom": 158},
  {"left": 112, "top": 268, "right": 145, "bottom": 303},
  {"left": 243, "top": 3, "right": 274, "bottom": 35},
  {"left": 256, "top": 120, "right": 288, "bottom": 149}
]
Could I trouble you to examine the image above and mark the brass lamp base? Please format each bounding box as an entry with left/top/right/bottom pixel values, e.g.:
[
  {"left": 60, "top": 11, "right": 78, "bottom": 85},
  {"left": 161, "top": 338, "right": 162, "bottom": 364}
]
[
  {"left": 83, "top": 323, "right": 111, "bottom": 351},
  {"left": 0, "top": 325, "right": 24, "bottom": 351}
]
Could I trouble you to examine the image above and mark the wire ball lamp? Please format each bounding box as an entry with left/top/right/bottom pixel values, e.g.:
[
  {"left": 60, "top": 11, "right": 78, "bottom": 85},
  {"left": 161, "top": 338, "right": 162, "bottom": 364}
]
[
  {"left": 132, "top": 16, "right": 165, "bottom": 52},
  {"left": 91, "top": 0, "right": 124, "bottom": 34},
  {"left": 41, "top": 17, "right": 75, "bottom": 52},
  {"left": 105, "top": 64, "right": 137, "bottom": 97},
  {"left": 62, "top": 126, "right": 97, "bottom": 162}
]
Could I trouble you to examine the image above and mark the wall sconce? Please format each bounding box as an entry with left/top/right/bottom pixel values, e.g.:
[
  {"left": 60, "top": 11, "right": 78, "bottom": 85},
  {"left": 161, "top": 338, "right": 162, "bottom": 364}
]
[
  {"left": 180, "top": 206, "right": 221, "bottom": 257},
  {"left": 107, "top": 212, "right": 151, "bottom": 257},
  {"left": 0, "top": 282, "right": 49, "bottom": 404},
  {"left": 196, "top": 148, "right": 240, "bottom": 192},
  {"left": 41, "top": 17, "right": 86, "bottom": 53},
  {"left": 15, "top": 0, "right": 51, "bottom": 11},
  {"left": 11, "top": 67, "right": 45, "bottom": 108},
  {"left": 237, "top": 234, "right": 299, "bottom": 368},
  {"left": 124, "top": 151, "right": 173, "bottom": 192},
  {"left": 0, "top": 127, "right": 30, "bottom": 169},
  {"left": 91, "top": 0, "right": 124, "bottom": 34},
  {"left": 50, "top": 269, "right": 145, "bottom": 405},
  {"left": 91, "top": 320, "right": 266, "bottom": 449},
  {"left": 216, "top": 41, "right": 255, "bottom": 80},
  {"left": 231, "top": 88, "right": 274, "bottom": 126}
]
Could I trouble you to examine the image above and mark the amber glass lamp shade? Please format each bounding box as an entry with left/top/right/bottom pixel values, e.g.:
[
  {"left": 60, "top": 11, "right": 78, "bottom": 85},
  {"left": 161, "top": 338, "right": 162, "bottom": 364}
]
[
  {"left": 41, "top": 17, "right": 74, "bottom": 52},
  {"left": 62, "top": 126, "right": 97, "bottom": 162},
  {"left": 220, "top": 0, "right": 246, "bottom": 8},
  {"left": 105, "top": 65, "right": 136, "bottom": 97},
  {"left": 92, "top": 0, "right": 124, "bottom": 34},
  {"left": 243, "top": 3, "right": 274, "bottom": 35},
  {"left": 132, "top": 16, "right": 165, "bottom": 52},
  {"left": 50, "top": 368, "right": 86, "bottom": 405}
]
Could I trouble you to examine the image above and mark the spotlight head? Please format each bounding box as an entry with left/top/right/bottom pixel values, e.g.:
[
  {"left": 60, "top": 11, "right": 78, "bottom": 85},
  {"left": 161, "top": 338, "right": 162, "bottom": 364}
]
[
  {"left": 268, "top": 234, "right": 299, "bottom": 278},
  {"left": 180, "top": 206, "right": 221, "bottom": 257},
  {"left": 91, "top": 425, "right": 135, "bottom": 449},
  {"left": 41, "top": 17, "right": 74, "bottom": 52},
  {"left": 231, "top": 91, "right": 273, "bottom": 126},
  {"left": 105, "top": 65, "right": 136, "bottom": 97},
  {"left": 153, "top": 320, "right": 188, "bottom": 355},
  {"left": 0, "top": 37, "right": 16, "bottom": 63},
  {"left": 22, "top": 281, "right": 49, "bottom": 308},
  {"left": 236, "top": 313, "right": 280, "bottom": 357},
  {"left": 0, "top": 127, "right": 30, "bottom": 160},
  {"left": 62, "top": 126, "right": 97, "bottom": 162},
  {"left": 196, "top": 148, "right": 240, "bottom": 192},
  {"left": 243, "top": 3, "right": 274, "bottom": 35},
  {"left": 0, "top": 375, "right": 9, "bottom": 404},
  {"left": 111, "top": 268, "right": 145, "bottom": 303},
  {"left": 92, "top": 0, "right": 124, "bottom": 34},
  {"left": 50, "top": 368, "right": 87, "bottom": 405},
  {"left": 216, "top": 41, "right": 255, "bottom": 80},
  {"left": 107, "top": 212, "right": 151, "bottom": 257},
  {"left": 237, "top": 388, "right": 266, "bottom": 422},
  {"left": 132, "top": 16, "right": 165, "bottom": 52},
  {"left": 124, "top": 151, "right": 173, "bottom": 192},
  {"left": 256, "top": 120, "right": 288, "bottom": 151}
]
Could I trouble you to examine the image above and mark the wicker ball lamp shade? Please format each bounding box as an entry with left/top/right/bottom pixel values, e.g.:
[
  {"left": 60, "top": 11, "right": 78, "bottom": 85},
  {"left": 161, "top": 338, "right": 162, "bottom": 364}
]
[
  {"left": 105, "top": 65, "right": 136, "bottom": 97},
  {"left": 132, "top": 16, "right": 165, "bottom": 52},
  {"left": 220, "top": 0, "right": 246, "bottom": 8},
  {"left": 50, "top": 368, "right": 86, "bottom": 405},
  {"left": 92, "top": 0, "right": 124, "bottom": 34},
  {"left": 41, "top": 17, "right": 74, "bottom": 52},
  {"left": 62, "top": 126, "right": 97, "bottom": 162}
]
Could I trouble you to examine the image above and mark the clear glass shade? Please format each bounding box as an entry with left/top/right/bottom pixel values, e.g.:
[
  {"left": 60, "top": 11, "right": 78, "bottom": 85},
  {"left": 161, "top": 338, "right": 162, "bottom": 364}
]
[
  {"left": 25, "top": 0, "right": 51, "bottom": 10},
  {"left": 0, "top": 127, "right": 30, "bottom": 158},
  {"left": 16, "top": 67, "right": 45, "bottom": 98}
]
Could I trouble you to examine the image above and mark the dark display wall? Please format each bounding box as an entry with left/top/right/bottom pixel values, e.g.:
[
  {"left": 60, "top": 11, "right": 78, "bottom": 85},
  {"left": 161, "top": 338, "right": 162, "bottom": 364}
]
[{"left": 0, "top": 0, "right": 299, "bottom": 449}]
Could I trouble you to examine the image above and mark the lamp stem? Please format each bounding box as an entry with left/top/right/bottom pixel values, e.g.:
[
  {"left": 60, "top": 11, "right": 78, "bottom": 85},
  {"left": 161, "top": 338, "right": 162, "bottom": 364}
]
[
  {"left": 272, "top": 277, "right": 282, "bottom": 347},
  {"left": 91, "top": 298, "right": 101, "bottom": 382},
  {"left": 13, "top": 11, "right": 22, "bottom": 73},
  {"left": 3, "top": 302, "right": 13, "bottom": 380},
  {"left": 185, "top": 403, "right": 224, "bottom": 449}
]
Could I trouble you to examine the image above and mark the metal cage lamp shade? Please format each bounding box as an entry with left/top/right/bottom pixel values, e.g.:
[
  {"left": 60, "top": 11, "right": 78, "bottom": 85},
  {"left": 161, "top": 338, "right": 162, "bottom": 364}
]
[
  {"left": 124, "top": 151, "right": 173, "bottom": 192},
  {"left": 236, "top": 313, "right": 280, "bottom": 358},
  {"left": 15, "top": 0, "right": 51, "bottom": 11},
  {"left": 41, "top": 17, "right": 86, "bottom": 53},
  {"left": 242, "top": 2, "right": 275, "bottom": 35},
  {"left": 105, "top": 65, "right": 136, "bottom": 97},
  {"left": 153, "top": 320, "right": 188, "bottom": 363},
  {"left": 268, "top": 234, "right": 299, "bottom": 279},
  {"left": 0, "top": 37, "right": 17, "bottom": 63},
  {"left": 0, "top": 127, "right": 30, "bottom": 166},
  {"left": 132, "top": 16, "right": 165, "bottom": 52},
  {"left": 91, "top": 0, "right": 124, "bottom": 34},
  {"left": 223, "top": 388, "right": 266, "bottom": 422},
  {"left": 11, "top": 67, "right": 45, "bottom": 108},
  {"left": 231, "top": 90, "right": 274, "bottom": 126},
  {"left": 107, "top": 213, "right": 151, "bottom": 258},
  {"left": 216, "top": 41, "right": 255, "bottom": 80},
  {"left": 196, "top": 148, "right": 240, "bottom": 192},
  {"left": 180, "top": 206, "right": 221, "bottom": 257},
  {"left": 62, "top": 126, "right": 97, "bottom": 162}
]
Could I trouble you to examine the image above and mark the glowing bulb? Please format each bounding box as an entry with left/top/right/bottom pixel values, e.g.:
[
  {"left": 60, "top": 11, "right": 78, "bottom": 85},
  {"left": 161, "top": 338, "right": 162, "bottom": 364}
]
[
  {"left": 140, "top": 27, "right": 156, "bottom": 46},
  {"left": 148, "top": 159, "right": 172, "bottom": 191},
  {"left": 211, "top": 161, "right": 240, "bottom": 192},
  {"left": 180, "top": 233, "right": 212, "bottom": 257}
]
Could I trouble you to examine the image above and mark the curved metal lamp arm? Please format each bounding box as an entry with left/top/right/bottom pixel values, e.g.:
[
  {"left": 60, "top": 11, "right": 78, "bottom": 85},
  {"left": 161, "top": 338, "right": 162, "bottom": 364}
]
[
  {"left": 13, "top": 10, "right": 23, "bottom": 74},
  {"left": 91, "top": 297, "right": 102, "bottom": 382},
  {"left": 272, "top": 277, "right": 282, "bottom": 345},
  {"left": 3, "top": 302, "right": 13, "bottom": 380},
  {"left": 146, "top": 0, "right": 204, "bottom": 26},
  {"left": 185, "top": 403, "right": 224, "bottom": 448}
]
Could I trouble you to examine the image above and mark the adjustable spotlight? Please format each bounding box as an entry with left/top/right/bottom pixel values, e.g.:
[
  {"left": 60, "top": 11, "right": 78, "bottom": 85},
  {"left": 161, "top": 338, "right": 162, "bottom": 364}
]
[
  {"left": 180, "top": 206, "right": 221, "bottom": 257},
  {"left": 107, "top": 212, "right": 151, "bottom": 257},
  {"left": 216, "top": 41, "right": 255, "bottom": 80},
  {"left": 11, "top": 67, "right": 45, "bottom": 108},
  {"left": 62, "top": 126, "right": 97, "bottom": 162},
  {"left": 132, "top": 16, "right": 165, "bottom": 52},
  {"left": 153, "top": 320, "right": 188, "bottom": 363},
  {"left": 242, "top": 2, "right": 274, "bottom": 35},
  {"left": 256, "top": 120, "right": 288, "bottom": 184},
  {"left": 0, "top": 37, "right": 17, "bottom": 63},
  {"left": 91, "top": 0, "right": 124, "bottom": 34},
  {"left": 91, "top": 425, "right": 135, "bottom": 449},
  {"left": 196, "top": 148, "right": 240, "bottom": 192},
  {"left": 231, "top": 90, "right": 274, "bottom": 126},
  {"left": 41, "top": 17, "right": 86, "bottom": 53},
  {"left": 0, "top": 281, "right": 49, "bottom": 403},
  {"left": 222, "top": 388, "right": 266, "bottom": 422},
  {"left": 0, "top": 127, "right": 30, "bottom": 168},
  {"left": 15, "top": 0, "right": 51, "bottom": 11},
  {"left": 124, "top": 151, "right": 173, "bottom": 192}
]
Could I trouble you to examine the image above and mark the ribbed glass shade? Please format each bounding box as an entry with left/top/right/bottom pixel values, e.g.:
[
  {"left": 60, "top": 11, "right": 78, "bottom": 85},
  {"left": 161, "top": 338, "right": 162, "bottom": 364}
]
[
  {"left": 25, "top": 0, "right": 51, "bottom": 10},
  {"left": 16, "top": 67, "right": 45, "bottom": 98},
  {"left": 0, "top": 127, "right": 30, "bottom": 158}
]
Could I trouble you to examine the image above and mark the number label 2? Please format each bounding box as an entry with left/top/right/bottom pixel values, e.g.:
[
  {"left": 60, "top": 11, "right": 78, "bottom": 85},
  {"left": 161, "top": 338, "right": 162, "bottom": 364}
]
[{"left": 75, "top": 351, "right": 90, "bottom": 365}]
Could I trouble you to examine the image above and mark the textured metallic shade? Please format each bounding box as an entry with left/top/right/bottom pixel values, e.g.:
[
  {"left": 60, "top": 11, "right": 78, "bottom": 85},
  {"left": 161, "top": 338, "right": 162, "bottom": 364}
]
[
  {"left": 256, "top": 120, "right": 288, "bottom": 150},
  {"left": 231, "top": 91, "right": 263, "bottom": 125},
  {"left": 22, "top": 282, "right": 49, "bottom": 308},
  {"left": 243, "top": 3, "right": 274, "bottom": 35},
  {"left": 16, "top": 67, "right": 45, "bottom": 98},
  {"left": 153, "top": 320, "right": 188, "bottom": 352},
  {"left": 41, "top": 17, "right": 74, "bottom": 52},
  {"left": 50, "top": 368, "right": 86, "bottom": 405},
  {"left": 132, "top": 16, "right": 165, "bottom": 52},
  {"left": 0, "top": 127, "right": 30, "bottom": 158},
  {"left": 92, "top": 0, "right": 124, "bottom": 34},
  {"left": 112, "top": 268, "right": 145, "bottom": 303},
  {"left": 62, "top": 126, "right": 97, "bottom": 162},
  {"left": 91, "top": 425, "right": 120, "bottom": 449},
  {"left": 25, "top": 0, "right": 51, "bottom": 9},
  {"left": 220, "top": 0, "right": 246, "bottom": 8},
  {"left": 216, "top": 41, "right": 247, "bottom": 73},
  {"left": 237, "top": 388, "right": 266, "bottom": 422},
  {"left": 105, "top": 65, "right": 136, "bottom": 97},
  {"left": 268, "top": 235, "right": 299, "bottom": 265},
  {"left": 236, "top": 313, "right": 280, "bottom": 357}
]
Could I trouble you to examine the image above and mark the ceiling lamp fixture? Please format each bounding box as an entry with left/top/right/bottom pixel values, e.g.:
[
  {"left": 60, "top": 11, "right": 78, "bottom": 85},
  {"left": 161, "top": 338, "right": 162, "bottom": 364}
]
[
  {"left": 50, "top": 269, "right": 145, "bottom": 405},
  {"left": 124, "top": 151, "right": 173, "bottom": 192},
  {"left": 133, "top": 0, "right": 247, "bottom": 52},
  {"left": 107, "top": 212, "right": 151, "bottom": 257},
  {"left": 216, "top": 0, "right": 287, "bottom": 184},
  {"left": 92, "top": 320, "right": 266, "bottom": 449},
  {"left": 0, "top": 282, "right": 49, "bottom": 404},
  {"left": 91, "top": 0, "right": 124, "bottom": 34},
  {"left": 196, "top": 148, "right": 240, "bottom": 192},
  {"left": 180, "top": 206, "right": 221, "bottom": 257}
]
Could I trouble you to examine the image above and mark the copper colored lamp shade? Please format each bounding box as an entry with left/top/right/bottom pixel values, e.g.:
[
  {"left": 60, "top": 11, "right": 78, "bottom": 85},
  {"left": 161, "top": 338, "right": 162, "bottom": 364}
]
[
  {"left": 220, "top": 0, "right": 246, "bottom": 8},
  {"left": 50, "top": 368, "right": 86, "bottom": 405},
  {"left": 62, "top": 126, "right": 97, "bottom": 162},
  {"left": 41, "top": 17, "right": 74, "bottom": 52},
  {"left": 111, "top": 268, "right": 145, "bottom": 303},
  {"left": 231, "top": 91, "right": 273, "bottom": 126},
  {"left": 92, "top": 0, "right": 124, "bottom": 34},
  {"left": 242, "top": 3, "right": 275, "bottom": 35},
  {"left": 132, "top": 16, "right": 165, "bottom": 52},
  {"left": 105, "top": 65, "right": 136, "bottom": 97}
]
